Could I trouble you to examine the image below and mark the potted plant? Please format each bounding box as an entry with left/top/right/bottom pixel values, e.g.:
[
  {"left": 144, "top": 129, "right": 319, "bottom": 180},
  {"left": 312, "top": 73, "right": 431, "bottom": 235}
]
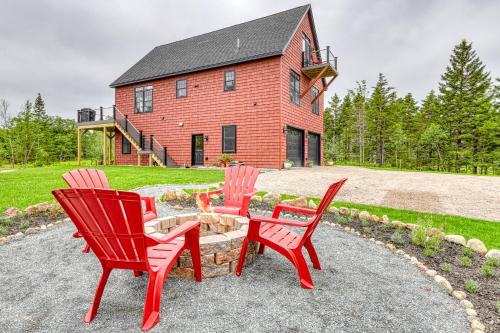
[
  {"left": 217, "top": 153, "right": 232, "bottom": 167},
  {"left": 327, "top": 160, "right": 334, "bottom": 166},
  {"left": 284, "top": 159, "right": 294, "bottom": 169},
  {"left": 306, "top": 160, "right": 313, "bottom": 167}
]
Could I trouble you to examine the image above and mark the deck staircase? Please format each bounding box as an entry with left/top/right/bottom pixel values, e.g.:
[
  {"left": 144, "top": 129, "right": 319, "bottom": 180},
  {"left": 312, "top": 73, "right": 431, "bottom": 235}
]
[{"left": 76, "top": 106, "right": 177, "bottom": 167}]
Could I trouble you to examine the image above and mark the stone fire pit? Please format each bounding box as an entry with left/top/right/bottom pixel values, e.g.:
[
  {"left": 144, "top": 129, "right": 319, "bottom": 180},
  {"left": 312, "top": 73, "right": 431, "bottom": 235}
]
[{"left": 144, "top": 212, "right": 258, "bottom": 279}]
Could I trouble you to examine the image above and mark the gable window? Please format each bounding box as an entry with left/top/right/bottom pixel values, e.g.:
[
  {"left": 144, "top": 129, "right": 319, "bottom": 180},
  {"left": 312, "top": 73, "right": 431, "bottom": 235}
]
[
  {"left": 302, "top": 33, "right": 311, "bottom": 67},
  {"left": 222, "top": 125, "right": 236, "bottom": 153},
  {"left": 290, "top": 71, "right": 300, "bottom": 105},
  {"left": 135, "top": 86, "right": 153, "bottom": 113},
  {"left": 224, "top": 70, "right": 235, "bottom": 91},
  {"left": 312, "top": 87, "right": 320, "bottom": 115},
  {"left": 122, "top": 135, "right": 131, "bottom": 154},
  {"left": 176, "top": 79, "right": 187, "bottom": 98}
]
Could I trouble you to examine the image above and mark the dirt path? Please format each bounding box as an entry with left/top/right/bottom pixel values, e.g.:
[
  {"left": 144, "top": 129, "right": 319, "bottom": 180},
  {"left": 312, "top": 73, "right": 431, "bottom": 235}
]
[{"left": 256, "top": 166, "right": 500, "bottom": 221}]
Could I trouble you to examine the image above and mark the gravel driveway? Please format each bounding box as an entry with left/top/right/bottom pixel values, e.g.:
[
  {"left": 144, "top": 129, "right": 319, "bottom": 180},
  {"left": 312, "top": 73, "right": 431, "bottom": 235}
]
[
  {"left": 0, "top": 213, "right": 469, "bottom": 332},
  {"left": 256, "top": 166, "right": 500, "bottom": 221}
]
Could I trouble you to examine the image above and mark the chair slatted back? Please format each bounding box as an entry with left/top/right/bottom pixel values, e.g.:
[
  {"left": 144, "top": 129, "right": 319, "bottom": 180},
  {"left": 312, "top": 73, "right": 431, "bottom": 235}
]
[
  {"left": 62, "top": 169, "right": 110, "bottom": 189},
  {"left": 302, "top": 178, "right": 347, "bottom": 243},
  {"left": 223, "top": 166, "right": 260, "bottom": 207},
  {"left": 52, "top": 188, "right": 147, "bottom": 265}
]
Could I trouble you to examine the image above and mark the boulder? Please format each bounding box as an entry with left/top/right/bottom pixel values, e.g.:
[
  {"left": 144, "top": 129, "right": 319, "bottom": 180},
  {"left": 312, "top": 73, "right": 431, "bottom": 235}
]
[
  {"left": 369, "top": 214, "right": 380, "bottom": 223},
  {"left": 425, "top": 270, "right": 437, "bottom": 277},
  {"left": 175, "top": 190, "right": 191, "bottom": 202},
  {"left": 460, "top": 300, "right": 473, "bottom": 309},
  {"left": 161, "top": 190, "right": 177, "bottom": 201},
  {"left": 339, "top": 207, "right": 349, "bottom": 216},
  {"left": 485, "top": 249, "right": 500, "bottom": 259},
  {"left": 250, "top": 195, "right": 262, "bottom": 203},
  {"left": 434, "top": 275, "right": 453, "bottom": 293},
  {"left": 466, "top": 239, "right": 487, "bottom": 254},
  {"left": 452, "top": 290, "right": 466, "bottom": 300},
  {"left": 262, "top": 192, "right": 280, "bottom": 205},
  {"left": 445, "top": 234, "right": 466, "bottom": 246},
  {"left": 289, "top": 196, "right": 308, "bottom": 208},
  {"left": 381, "top": 215, "right": 390, "bottom": 223},
  {"left": 2, "top": 207, "right": 20, "bottom": 218},
  {"left": 358, "top": 211, "right": 371, "bottom": 221},
  {"left": 470, "top": 320, "right": 485, "bottom": 332},
  {"left": 350, "top": 208, "right": 359, "bottom": 218},
  {"left": 308, "top": 200, "right": 317, "bottom": 209},
  {"left": 328, "top": 206, "right": 339, "bottom": 214}
]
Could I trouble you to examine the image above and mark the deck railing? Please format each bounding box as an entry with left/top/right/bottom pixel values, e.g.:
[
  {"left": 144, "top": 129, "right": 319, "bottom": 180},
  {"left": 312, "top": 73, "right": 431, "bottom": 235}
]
[
  {"left": 77, "top": 106, "right": 115, "bottom": 123},
  {"left": 303, "top": 46, "right": 338, "bottom": 71}
]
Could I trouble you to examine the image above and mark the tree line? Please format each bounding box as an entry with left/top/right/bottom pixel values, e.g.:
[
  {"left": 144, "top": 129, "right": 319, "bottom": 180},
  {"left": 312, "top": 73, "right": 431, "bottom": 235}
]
[
  {"left": 324, "top": 40, "right": 499, "bottom": 174},
  {"left": 0, "top": 94, "right": 102, "bottom": 167}
]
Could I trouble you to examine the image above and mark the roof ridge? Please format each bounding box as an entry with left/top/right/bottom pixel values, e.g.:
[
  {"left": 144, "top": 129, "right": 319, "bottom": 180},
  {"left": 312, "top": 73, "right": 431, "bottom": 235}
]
[{"left": 153, "top": 4, "right": 310, "bottom": 50}]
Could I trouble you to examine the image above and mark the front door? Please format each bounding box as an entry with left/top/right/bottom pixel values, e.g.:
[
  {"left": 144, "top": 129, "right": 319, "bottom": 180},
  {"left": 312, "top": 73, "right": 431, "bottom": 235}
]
[
  {"left": 308, "top": 132, "right": 320, "bottom": 166},
  {"left": 192, "top": 134, "right": 204, "bottom": 166},
  {"left": 286, "top": 126, "right": 304, "bottom": 167}
]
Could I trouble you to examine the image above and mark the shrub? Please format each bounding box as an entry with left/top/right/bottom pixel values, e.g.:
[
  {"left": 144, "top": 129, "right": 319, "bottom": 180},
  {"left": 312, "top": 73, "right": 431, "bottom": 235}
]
[
  {"left": 390, "top": 230, "right": 405, "bottom": 244},
  {"left": 362, "top": 227, "right": 372, "bottom": 235},
  {"left": 410, "top": 219, "right": 442, "bottom": 255},
  {"left": 480, "top": 264, "right": 494, "bottom": 277},
  {"left": 460, "top": 256, "right": 472, "bottom": 267},
  {"left": 20, "top": 221, "right": 29, "bottom": 230},
  {"left": 360, "top": 218, "right": 370, "bottom": 227},
  {"left": 0, "top": 225, "right": 7, "bottom": 235},
  {"left": 0, "top": 217, "right": 13, "bottom": 226},
  {"left": 424, "top": 247, "right": 436, "bottom": 257},
  {"left": 335, "top": 213, "right": 348, "bottom": 225},
  {"left": 462, "top": 247, "right": 474, "bottom": 257},
  {"left": 464, "top": 279, "right": 479, "bottom": 294},
  {"left": 484, "top": 257, "right": 499, "bottom": 268},
  {"left": 440, "top": 263, "right": 452, "bottom": 273},
  {"left": 379, "top": 222, "right": 395, "bottom": 231}
]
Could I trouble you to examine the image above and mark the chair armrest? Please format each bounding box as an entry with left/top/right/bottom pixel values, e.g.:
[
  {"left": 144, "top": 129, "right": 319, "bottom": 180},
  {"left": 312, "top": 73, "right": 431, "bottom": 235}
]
[
  {"left": 146, "top": 220, "right": 200, "bottom": 245},
  {"left": 198, "top": 188, "right": 224, "bottom": 210},
  {"left": 272, "top": 204, "right": 316, "bottom": 218},
  {"left": 140, "top": 196, "right": 157, "bottom": 214},
  {"left": 239, "top": 191, "right": 256, "bottom": 217},
  {"left": 249, "top": 215, "right": 311, "bottom": 227}
]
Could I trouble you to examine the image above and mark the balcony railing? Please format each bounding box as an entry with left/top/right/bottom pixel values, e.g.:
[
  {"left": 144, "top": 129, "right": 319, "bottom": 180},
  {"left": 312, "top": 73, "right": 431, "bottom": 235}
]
[
  {"left": 77, "top": 106, "right": 115, "bottom": 123},
  {"left": 302, "top": 46, "right": 338, "bottom": 72}
]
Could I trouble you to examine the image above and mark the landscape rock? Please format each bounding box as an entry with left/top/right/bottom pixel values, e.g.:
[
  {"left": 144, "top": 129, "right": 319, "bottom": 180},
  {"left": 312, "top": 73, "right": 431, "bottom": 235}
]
[
  {"left": 445, "top": 235, "right": 466, "bottom": 246},
  {"left": 40, "top": 224, "right": 47, "bottom": 230},
  {"left": 405, "top": 223, "right": 417, "bottom": 230},
  {"left": 385, "top": 243, "right": 396, "bottom": 252},
  {"left": 465, "top": 308, "right": 477, "bottom": 317},
  {"left": 460, "top": 300, "right": 474, "bottom": 309},
  {"left": 2, "top": 207, "right": 20, "bottom": 218},
  {"left": 308, "top": 200, "right": 317, "bottom": 209},
  {"left": 425, "top": 270, "right": 437, "bottom": 277},
  {"left": 173, "top": 205, "right": 183, "bottom": 211},
  {"left": 470, "top": 320, "right": 485, "bottom": 332},
  {"left": 466, "top": 239, "right": 487, "bottom": 254},
  {"left": 350, "top": 208, "right": 359, "bottom": 218},
  {"left": 175, "top": 190, "right": 191, "bottom": 201},
  {"left": 452, "top": 290, "right": 466, "bottom": 300},
  {"left": 24, "top": 202, "right": 50, "bottom": 216},
  {"left": 250, "top": 195, "right": 262, "bottom": 203},
  {"left": 262, "top": 192, "right": 280, "bottom": 205},
  {"left": 161, "top": 190, "right": 177, "bottom": 201},
  {"left": 369, "top": 214, "right": 380, "bottom": 223},
  {"left": 328, "top": 206, "right": 339, "bottom": 214},
  {"left": 381, "top": 215, "right": 390, "bottom": 223},
  {"left": 281, "top": 196, "right": 307, "bottom": 208},
  {"left": 485, "top": 249, "right": 500, "bottom": 259},
  {"left": 339, "top": 207, "right": 349, "bottom": 216},
  {"left": 359, "top": 211, "right": 371, "bottom": 221},
  {"left": 0, "top": 236, "right": 7, "bottom": 243},
  {"left": 24, "top": 227, "right": 37, "bottom": 235},
  {"left": 434, "top": 275, "right": 453, "bottom": 293}
]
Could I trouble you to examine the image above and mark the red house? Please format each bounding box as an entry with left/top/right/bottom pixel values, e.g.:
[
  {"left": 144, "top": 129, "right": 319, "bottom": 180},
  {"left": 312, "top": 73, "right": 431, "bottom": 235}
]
[{"left": 77, "top": 4, "right": 337, "bottom": 168}]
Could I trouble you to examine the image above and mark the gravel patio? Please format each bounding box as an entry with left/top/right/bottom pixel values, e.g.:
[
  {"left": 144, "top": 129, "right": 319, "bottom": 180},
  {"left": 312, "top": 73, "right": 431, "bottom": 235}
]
[{"left": 0, "top": 200, "right": 470, "bottom": 332}]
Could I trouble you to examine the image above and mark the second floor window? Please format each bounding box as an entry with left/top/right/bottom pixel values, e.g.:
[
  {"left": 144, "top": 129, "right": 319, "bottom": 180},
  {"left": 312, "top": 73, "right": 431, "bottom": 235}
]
[
  {"left": 176, "top": 79, "right": 187, "bottom": 98},
  {"left": 290, "top": 71, "right": 300, "bottom": 105},
  {"left": 312, "top": 87, "right": 320, "bottom": 115},
  {"left": 122, "top": 136, "right": 131, "bottom": 154},
  {"left": 135, "top": 86, "right": 153, "bottom": 113},
  {"left": 222, "top": 125, "right": 236, "bottom": 153},
  {"left": 224, "top": 70, "right": 235, "bottom": 91}
]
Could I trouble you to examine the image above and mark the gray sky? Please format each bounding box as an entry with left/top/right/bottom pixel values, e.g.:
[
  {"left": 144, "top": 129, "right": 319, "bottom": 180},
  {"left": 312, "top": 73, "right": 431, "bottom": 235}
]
[{"left": 0, "top": 0, "right": 499, "bottom": 118}]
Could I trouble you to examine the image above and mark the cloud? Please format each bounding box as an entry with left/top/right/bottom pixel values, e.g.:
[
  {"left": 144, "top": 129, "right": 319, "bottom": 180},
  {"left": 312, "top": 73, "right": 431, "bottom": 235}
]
[{"left": 0, "top": 0, "right": 498, "bottom": 118}]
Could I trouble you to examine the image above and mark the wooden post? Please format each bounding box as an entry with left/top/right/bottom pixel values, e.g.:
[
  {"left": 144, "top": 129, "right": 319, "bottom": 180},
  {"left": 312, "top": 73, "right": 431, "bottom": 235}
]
[
  {"left": 102, "top": 127, "right": 107, "bottom": 166},
  {"left": 77, "top": 128, "right": 81, "bottom": 166},
  {"left": 148, "top": 154, "right": 152, "bottom": 167},
  {"left": 137, "top": 153, "right": 141, "bottom": 166}
]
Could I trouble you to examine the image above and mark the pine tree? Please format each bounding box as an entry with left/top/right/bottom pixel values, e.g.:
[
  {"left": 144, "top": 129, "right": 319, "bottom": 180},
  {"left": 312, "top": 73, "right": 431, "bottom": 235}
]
[
  {"left": 324, "top": 94, "right": 340, "bottom": 161},
  {"left": 367, "top": 73, "right": 396, "bottom": 165},
  {"left": 33, "top": 93, "right": 48, "bottom": 122},
  {"left": 352, "top": 81, "right": 368, "bottom": 163},
  {"left": 438, "top": 39, "right": 492, "bottom": 173}
]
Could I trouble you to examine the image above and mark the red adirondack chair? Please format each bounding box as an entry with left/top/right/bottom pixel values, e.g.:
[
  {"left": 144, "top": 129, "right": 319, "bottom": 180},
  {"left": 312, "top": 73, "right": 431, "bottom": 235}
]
[
  {"left": 236, "top": 178, "right": 347, "bottom": 289},
  {"left": 62, "top": 169, "right": 158, "bottom": 253},
  {"left": 52, "top": 188, "right": 201, "bottom": 331},
  {"left": 199, "top": 165, "right": 259, "bottom": 217}
]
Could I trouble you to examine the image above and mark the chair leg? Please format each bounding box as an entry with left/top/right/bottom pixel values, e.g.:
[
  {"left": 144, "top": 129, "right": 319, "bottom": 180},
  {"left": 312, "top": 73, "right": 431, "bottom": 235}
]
[
  {"left": 304, "top": 239, "right": 321, "bottom": 270},
  {"left": 235, "top": 237, "right": 250, "bottom": 277},
  {"left": 142, "top": 268, "right": 167, "bottom": 331},
  {"left": 134, "top": 270, "right": 143, "bottom": 277},
  {"left": 258, "top": 243, "right": 265, "bottom": 254},
  {"left": 291, "top": 250, "right": 314, "bottom": 289},
  {"left": 82, "top": 243, "right": 91, "bottom": 253},
  {"left": 185, "top": 229, "right": 202, "bottom": 282},
  {"left": 84, "top": 266, "right": 112, "bottom": 323}
]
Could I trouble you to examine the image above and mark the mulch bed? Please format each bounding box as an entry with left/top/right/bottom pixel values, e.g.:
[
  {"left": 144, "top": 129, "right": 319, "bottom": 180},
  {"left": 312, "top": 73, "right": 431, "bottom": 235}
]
[{"left": 0, "top": 212, "right": 66, "bottom": 236}]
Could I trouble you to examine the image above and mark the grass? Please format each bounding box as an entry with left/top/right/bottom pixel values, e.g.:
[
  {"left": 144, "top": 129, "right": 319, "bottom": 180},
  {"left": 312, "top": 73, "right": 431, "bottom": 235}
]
[
  {"left": 255, "top": 191, "right": 500, "bottom": 249},
  {"left": 0, "top": 165, "right": 224, "bottom": 212}
]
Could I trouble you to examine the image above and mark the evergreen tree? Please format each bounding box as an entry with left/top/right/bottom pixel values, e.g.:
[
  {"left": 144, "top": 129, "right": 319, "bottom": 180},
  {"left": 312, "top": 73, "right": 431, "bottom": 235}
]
[
  {"left": 324, "top": 94, "right": 340, "bottom": 161},
  {"left": 438, "top": 39, "right": 493, "bottom": 173},
  {"left": 352, "top": 81, "right": 368, "bottom": 163}
]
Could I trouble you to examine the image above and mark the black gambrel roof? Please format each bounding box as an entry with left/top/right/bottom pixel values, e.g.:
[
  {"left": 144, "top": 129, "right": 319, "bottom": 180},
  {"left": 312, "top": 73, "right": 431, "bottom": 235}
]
[{"left": 110, "top": 5, "right": 315, "bottom": 87}]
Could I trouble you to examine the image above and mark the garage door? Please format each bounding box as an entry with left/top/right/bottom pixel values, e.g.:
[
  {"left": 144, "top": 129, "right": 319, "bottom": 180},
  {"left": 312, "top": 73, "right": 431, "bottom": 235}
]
[
  {"left": 308, "top": 133, "right": 320, "bottom": 166},
  {"left": 286, "top": 127, "right": 304, "bottom": 167}
]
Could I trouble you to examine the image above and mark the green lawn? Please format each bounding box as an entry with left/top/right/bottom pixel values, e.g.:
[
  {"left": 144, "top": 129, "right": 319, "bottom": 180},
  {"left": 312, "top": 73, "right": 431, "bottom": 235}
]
[
  {"left": 258, "top": 192, "right": 500, "bottom": 249},
  {"left": 0, "top": 165, "right": 224, "bottom": 212}
]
